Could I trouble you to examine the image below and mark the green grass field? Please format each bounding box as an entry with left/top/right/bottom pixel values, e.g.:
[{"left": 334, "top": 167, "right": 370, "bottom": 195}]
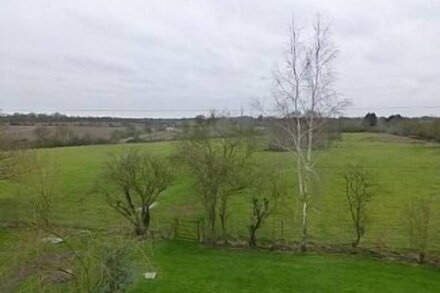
[
  {"left": 2, "top": 132, "right": 439, "bottom": 250},
  {"left": 130, "top": 240, "right": 440, "bottom": 293},
  {"left": 1, "top": 132, "right": 440, "bottom": 291},
  {"left": 1, "top": 230, "right": 439, "bottom": 293}
]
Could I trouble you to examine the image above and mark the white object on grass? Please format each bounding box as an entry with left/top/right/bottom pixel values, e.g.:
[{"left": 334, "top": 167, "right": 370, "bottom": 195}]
[
  {"left": 42, "top": 236, "right": 64, "bottom": 244},
  {"left": 144, "top": 272, "right": 157, "bottom": 279},
  {"left": 137, "top": 202, "right": 158, "bottom": 212}
]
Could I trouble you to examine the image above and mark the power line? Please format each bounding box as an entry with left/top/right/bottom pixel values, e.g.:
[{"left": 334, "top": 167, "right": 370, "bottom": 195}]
[
  {"left": 346, "top": 105, "right": 440, "bottom": 110},
  {"left": 2, "top": 109, "right": 214, "bottom": 113},
  {"left": 2, "top": 105, "right": 440, "bottom": 112}
]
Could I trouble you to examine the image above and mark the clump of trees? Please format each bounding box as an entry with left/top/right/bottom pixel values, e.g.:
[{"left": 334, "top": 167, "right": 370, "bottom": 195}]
[
  {"left": 181, "top": 115, "right": 257, "bottom": 243},
  {"left": 363, "top": 113, "right": 378, "bottom": 127},
  {"left": 344, "top": 165, "right": 374, "bottom": 248},
  {"left": 339, "top": 114, "right": 440, "bottom": 143},
  {"left": 101, "top": 149, "right": 173, "bottom": 236}
]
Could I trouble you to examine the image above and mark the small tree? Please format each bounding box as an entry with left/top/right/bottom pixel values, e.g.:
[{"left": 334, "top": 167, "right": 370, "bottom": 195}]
[
  {"left": 344, "top": 165, "right": 374, "bottom": 248},
  {"left": 406, "top": 198, "right": 430, "bottom": 263},
  {"left": 248, "top": 196, "right": 271, "bottom": 248},
  {"left": 102, "top": 149, "right": 172, "bottom": 236},
  {"left": 247, "top": 167, "right": 286, "bottom": 248},
  {"left": 218, "top": 138, "right": 256, "bottom": 242},
  {"left": 181, "top": 115, "right": 256, "bottom": 242}
]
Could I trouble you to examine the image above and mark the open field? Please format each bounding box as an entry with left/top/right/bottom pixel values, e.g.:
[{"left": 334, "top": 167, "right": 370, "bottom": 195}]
[
  {"left": 1, "top": 132, "right": 439, "bottom": 250},
  {"left": 3, "top": 1, "right": 439, "bottom": 291},
  {"left": 1, "top": 132, "right": 440, "bottom": 291}
]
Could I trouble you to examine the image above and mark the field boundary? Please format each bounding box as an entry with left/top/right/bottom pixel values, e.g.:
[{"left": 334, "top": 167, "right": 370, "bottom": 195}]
[{"left": 174, "top": 217, "right": 203, "bottom": 242}]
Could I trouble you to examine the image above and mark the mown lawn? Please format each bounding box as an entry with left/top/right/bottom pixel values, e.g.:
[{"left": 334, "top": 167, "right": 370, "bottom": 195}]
[
  {"left": 131, "top": 240, "right": 440, "bottom": 293},
  {"left": 2, "top": 229, "right": 439, "bottom": 292}
]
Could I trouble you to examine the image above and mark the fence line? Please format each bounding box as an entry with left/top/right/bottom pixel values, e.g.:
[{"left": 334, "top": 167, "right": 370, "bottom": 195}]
[{"left": 174, "top": 217, "right": 203, "bottom": 242}]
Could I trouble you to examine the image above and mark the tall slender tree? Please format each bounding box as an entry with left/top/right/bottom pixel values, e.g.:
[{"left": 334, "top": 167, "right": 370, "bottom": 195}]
[{"left": 271, "top": 15, "right": 346, "bottom": 251}]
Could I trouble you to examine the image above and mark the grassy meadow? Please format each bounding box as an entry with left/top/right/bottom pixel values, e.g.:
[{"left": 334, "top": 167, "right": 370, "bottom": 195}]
[
  {"left": 1, "top": 132, "right": 439, "bottom": 250},
  {"left": 1, "top": 132, "right": 440, "bottom": 291}
]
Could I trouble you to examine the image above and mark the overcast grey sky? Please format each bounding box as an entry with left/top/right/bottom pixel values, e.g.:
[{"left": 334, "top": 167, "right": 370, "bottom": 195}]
[{"left": 1, "top": 0, "right": 439, "bottom": 117}]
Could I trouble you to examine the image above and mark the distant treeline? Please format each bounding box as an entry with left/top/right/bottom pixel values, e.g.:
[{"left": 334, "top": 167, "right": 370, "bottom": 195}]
[
  {"left": 0, "top": 112, "right": 190, "bottom": 127},
  {"left": 0, "top": 113, "right": 263, "bottom": 149},
  {"left": 31, "top": 125, "right": 115, "bottom": 148},
  {"left": 338, "top": 113, "right": 440, "bottom": 142},
  {"left": 1, "top": 112, "right": 440, "bottom": 148}
]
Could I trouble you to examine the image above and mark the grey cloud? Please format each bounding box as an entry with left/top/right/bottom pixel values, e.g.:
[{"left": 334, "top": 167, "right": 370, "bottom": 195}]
[
  {"left": 0, "top": 0, "right": 439, "bottom": 117},
  {"left": 63, "top": 56, "right": 137, "bottom": 76}
]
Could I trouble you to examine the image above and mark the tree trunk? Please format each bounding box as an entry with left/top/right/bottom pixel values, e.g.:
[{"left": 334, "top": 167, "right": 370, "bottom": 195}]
[
  {"left": 219, "top": 193, "right": 228, "bottom": 243},
  {"left": 300, "top": 201, "right": 308, "bottom": 252},
  {"left": 352, "top": 207, "right": 362, "bottom": 248},
  {"left": 297, "top": 156, "right": 309, "bottom": 252},
  {"left": 142, "top": 208, "right": 150, "bottom": 233},
  {"left": 220, "top": 212, "right": 227, "bottom": 244},
  {"left": 419, "top": 252, "right": 426, "bottom": 264},
  {"left": 249, "top": 226, "right": 257, "bottom": 248},
  {"left": 208, "top": 208, "right": 216, "bottom": 244},
  {"left": 134, "top": 207, "right": 150, "bottom": 237},
  {"left": 135, "top": 223, "right": 147, "bottom": 236},
  {"left": 352, "top": 229, "right": 361, "bottom": 248}
]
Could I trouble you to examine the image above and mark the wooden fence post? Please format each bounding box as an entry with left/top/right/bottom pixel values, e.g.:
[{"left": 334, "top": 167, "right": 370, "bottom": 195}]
[
  {"left": 281, "top": 220, "right": 284, "bottom": 240},
  {"left": 197, "top": 220, "right": 200, "bottom": 242},
  {"left": 174, "top": 218, "right": 179, "bottom": 239}
]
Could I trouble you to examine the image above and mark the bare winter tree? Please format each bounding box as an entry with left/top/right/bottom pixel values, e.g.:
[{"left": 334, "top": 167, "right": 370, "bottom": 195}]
[
  {"left": 102, "top": 149, "right": 173, "bottom": 236},
  {"left": 248, "top": 196, "right": 271, "bottom": 248},
  {"left": 344, "top": 165, "right": 374, "bottom": 248},
  {"left": 271, "top": 15, "right": 346, "bottom": 251},
  {"left": 181, "top": 115, "right": 257, "bottom": 243}
]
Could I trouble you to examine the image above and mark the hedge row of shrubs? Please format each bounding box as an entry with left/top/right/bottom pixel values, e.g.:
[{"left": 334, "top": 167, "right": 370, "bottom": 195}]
[{"left": 338, "top": 114, "right": 440, "bottom": 142}]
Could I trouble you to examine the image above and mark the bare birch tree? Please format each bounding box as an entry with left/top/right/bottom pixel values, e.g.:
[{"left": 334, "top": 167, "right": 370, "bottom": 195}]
[{"left": 271, "top": 15, "right": 346, "bottom": 251}]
